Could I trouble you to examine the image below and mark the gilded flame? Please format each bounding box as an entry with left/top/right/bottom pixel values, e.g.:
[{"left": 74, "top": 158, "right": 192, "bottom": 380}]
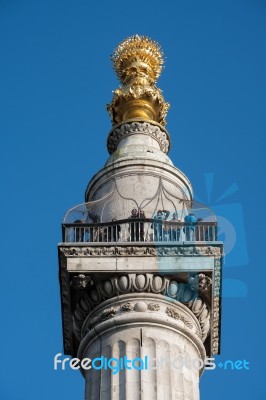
[
  {"left": 107, "top": 35, "right": 170, "bottom": 126},
  {"left": 111, "top": 35, "right": 164, "bottom": 85}
]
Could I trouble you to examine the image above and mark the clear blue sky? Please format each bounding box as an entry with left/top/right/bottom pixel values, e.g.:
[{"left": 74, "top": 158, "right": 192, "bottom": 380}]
[{"left": 0, "top": 0, "right": 265, "bottom": 399}]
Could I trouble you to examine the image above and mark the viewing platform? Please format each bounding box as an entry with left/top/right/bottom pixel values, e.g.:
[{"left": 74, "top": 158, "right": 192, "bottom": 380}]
[{"left": 62, "top": 219, "right": 218, "bottom": 244}]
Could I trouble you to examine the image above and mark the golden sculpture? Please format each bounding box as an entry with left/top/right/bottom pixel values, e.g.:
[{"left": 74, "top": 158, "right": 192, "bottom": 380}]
[{"left": 107, "top": 35, "right": 170, "bottom": 126}]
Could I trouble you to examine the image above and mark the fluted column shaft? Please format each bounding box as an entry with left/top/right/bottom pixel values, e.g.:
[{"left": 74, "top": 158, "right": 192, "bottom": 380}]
[{"left": 78, "top": 294, "right": 206, "bottom": 400}]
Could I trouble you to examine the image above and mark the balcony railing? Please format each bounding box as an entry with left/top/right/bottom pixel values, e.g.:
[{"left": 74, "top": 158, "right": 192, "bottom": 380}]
[{"left": 62, "top": 219, "right": 217, "bottom": 243}]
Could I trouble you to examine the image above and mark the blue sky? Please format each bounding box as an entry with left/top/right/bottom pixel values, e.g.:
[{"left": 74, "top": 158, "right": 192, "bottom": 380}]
[{"left": 0, "top": 0, "right": 265, "bottom": 399}]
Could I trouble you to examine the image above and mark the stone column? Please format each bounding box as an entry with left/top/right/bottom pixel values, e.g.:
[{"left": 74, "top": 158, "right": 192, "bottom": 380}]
[
  {"left": 78, "top": 293, "right": 206, "bottom": 400},
  {"left": 58, "top": 34, "right": 223, "bottom": 400}
]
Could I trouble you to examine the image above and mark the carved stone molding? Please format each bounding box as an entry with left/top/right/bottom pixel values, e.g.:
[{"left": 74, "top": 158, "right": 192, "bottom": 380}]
[
  {"left": 189, "top": 273, "right": 212, "bottom": 292},
  {"left": 87, "top": 306, "right": 117, "bottom": 330},
  {"left": 59, "top": 254, "right": 73, "bottom": 355},
  {"left": 59, "top": 244, "right": 221, "bottom": 357},
  {"left": 212, "top": 257, "right": 222, "bottom": 355},
  {"left": 107, "top": 121, "right": 170, "bottom": 154},
  {"left": 81, "top": 294, "right": 203, "bottom": 346},
  {"left": 121, "top": 302, "right": 134, "bottom": 311},
  {"left": 60, "top": 244, "right": 222, "bottom": 257},
  {"left": 148, "top": 302, "right": 160, "bottom": 311},
  {"left": 165, "top": 307, "right": 194, "bottom": 329},
  {"left": 73, "top": 273, "right": 211, "bottom": 343},
  {"left": 71, "top": 274, "right": 93, "bottom": 289}
]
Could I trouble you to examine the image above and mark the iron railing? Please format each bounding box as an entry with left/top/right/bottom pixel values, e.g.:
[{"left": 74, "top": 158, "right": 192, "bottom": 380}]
[{"left": 62, "top": 219, "right": 218, "bottom": 243}]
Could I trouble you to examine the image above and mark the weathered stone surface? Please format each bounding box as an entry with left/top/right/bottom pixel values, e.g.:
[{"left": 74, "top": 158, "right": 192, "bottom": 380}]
[{"left": 78, "top": 295, "right": 205, "bottom": 400}]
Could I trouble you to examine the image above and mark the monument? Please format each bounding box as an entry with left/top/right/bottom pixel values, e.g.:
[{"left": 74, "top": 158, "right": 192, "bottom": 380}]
[{"left": 58, "top": 35, "right": 223, "bottom": 399}]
